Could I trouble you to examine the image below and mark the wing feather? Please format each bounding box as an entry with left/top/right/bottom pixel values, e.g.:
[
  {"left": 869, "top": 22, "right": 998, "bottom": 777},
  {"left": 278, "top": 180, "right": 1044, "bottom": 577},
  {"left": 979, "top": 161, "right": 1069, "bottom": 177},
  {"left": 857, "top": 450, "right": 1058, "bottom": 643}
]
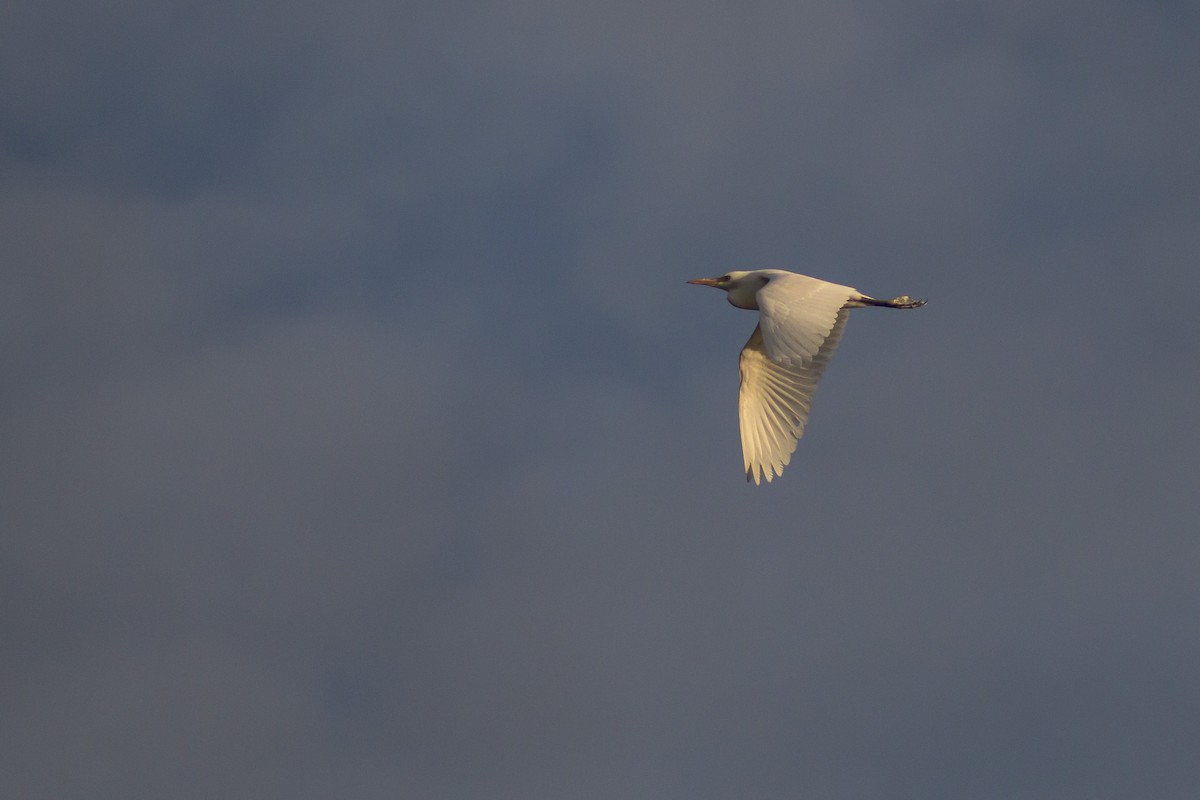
[
  {"left": 757, "top": 274, "right": 857, "bottom": 367},
  {"left": 738, "top": 301, "right": 850, "bottom": 484}
]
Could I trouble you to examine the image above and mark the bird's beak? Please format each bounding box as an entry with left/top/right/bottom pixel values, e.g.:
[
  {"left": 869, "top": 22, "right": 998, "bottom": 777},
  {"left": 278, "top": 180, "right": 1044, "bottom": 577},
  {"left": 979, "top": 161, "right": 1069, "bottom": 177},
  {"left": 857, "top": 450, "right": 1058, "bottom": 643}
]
[{"left": 687, "top": 277, "right": 721, "bottom": 286}]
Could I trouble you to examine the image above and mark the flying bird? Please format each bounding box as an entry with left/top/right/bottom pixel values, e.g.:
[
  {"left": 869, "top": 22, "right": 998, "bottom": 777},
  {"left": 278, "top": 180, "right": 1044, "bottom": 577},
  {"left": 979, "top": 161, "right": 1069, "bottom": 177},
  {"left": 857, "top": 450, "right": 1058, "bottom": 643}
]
[{"left": 688, "top": 269, "right": 926, "bottom": 484}]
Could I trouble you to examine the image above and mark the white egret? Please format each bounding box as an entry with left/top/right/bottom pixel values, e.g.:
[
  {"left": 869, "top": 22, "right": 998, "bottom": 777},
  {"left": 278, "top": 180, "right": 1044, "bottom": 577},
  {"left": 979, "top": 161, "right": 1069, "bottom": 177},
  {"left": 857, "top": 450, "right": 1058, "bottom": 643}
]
[{"left": 688, "top": 270, "right": 926, "bottom": 484}]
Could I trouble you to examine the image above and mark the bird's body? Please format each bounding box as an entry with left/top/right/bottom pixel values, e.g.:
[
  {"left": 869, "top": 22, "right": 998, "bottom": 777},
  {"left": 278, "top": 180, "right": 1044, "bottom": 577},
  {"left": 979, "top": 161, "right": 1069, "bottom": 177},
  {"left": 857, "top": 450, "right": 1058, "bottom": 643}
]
[{"left": 688, "top": 269, "right": 925, "bottom": 484}]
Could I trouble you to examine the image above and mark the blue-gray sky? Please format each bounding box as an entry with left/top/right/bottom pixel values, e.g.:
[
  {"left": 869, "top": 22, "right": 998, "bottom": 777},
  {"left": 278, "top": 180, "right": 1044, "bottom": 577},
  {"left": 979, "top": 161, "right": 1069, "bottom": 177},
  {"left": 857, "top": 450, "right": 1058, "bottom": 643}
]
[{"left": 4, "top": 2, "right": 1200, "bottom": 798}]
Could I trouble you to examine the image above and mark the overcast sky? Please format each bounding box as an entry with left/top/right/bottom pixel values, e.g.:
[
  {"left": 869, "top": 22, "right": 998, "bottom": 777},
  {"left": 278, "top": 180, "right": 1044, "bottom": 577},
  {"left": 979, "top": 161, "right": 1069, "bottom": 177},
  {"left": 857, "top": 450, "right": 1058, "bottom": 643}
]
[{"left": 3, "top": 1, "right": 1200, "bottom": 798}]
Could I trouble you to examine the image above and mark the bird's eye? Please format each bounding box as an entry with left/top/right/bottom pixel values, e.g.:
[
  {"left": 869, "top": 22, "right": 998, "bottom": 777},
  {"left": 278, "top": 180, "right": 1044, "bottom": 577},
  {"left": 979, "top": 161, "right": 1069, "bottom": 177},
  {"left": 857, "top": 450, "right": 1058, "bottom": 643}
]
[{"left": 718, "top": 275, "right": 731, "bottom": 282}]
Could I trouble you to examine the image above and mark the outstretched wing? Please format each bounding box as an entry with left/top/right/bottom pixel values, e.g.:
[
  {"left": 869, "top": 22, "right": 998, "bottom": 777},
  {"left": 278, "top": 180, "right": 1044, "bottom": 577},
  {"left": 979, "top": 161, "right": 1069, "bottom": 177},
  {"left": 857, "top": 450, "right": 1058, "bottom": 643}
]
[{"left": 738, "top": 275, "right": 855, "bottom": 484}]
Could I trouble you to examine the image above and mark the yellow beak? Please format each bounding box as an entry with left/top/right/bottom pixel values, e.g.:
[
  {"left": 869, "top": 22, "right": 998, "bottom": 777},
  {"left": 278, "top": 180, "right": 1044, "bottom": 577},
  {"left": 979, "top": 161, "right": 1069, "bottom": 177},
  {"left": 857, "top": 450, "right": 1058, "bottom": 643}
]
[{"left": 687, "top": 277, "right": 721, "bottom": 286}]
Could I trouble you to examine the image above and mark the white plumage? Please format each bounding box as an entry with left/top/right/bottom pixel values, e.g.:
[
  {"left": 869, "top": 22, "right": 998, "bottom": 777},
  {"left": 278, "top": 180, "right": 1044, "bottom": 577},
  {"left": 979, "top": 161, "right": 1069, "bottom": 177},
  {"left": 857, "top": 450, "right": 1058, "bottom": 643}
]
[{"left": 688, "top": 269, "right": 925, "bottom": 484}]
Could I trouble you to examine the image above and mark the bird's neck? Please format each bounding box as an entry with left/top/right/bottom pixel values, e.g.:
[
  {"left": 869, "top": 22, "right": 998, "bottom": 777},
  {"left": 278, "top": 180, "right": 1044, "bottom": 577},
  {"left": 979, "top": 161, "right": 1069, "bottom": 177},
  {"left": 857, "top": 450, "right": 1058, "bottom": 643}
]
[{"left": 726, "top": 278, "right": 765, "bottom": 310}]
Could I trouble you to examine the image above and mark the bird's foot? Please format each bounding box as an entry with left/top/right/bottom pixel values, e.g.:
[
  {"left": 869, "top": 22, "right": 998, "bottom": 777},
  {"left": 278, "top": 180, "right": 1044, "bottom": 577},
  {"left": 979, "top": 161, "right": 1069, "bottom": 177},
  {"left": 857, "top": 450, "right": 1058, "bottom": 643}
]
[{"left": 884, "top": 295, "right": 927, "bottom": 309}]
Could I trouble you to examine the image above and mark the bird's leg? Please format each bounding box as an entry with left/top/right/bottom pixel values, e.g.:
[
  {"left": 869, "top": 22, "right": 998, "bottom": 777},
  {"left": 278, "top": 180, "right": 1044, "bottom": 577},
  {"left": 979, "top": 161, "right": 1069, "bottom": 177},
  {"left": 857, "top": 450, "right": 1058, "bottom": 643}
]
[{"left": 856, "top": 295, "right": 927, "bottom": 309}]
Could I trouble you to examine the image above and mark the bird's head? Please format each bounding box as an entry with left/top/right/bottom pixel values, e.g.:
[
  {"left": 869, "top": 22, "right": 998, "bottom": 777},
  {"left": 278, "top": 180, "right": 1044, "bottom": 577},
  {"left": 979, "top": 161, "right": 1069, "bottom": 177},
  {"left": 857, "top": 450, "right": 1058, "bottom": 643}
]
[{"left": 687, "top": 270, "right": 766, "bottom": 310}]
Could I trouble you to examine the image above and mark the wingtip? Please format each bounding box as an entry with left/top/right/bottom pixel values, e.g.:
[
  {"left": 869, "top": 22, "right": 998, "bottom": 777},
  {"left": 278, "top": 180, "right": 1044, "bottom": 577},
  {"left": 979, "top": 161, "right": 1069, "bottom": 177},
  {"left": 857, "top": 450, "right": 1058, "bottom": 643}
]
[{"left": 746, "top": 465, "right": 778, "bottom": 485}]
